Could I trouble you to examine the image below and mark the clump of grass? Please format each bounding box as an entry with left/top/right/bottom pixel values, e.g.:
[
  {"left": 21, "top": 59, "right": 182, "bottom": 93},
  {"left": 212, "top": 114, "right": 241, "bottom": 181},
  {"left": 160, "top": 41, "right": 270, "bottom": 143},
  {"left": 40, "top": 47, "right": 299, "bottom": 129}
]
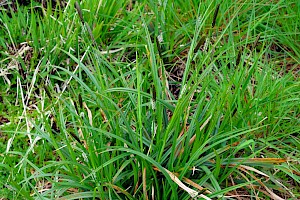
[{"left": 1, "top": 0, "right": 299, "bottom": 199}]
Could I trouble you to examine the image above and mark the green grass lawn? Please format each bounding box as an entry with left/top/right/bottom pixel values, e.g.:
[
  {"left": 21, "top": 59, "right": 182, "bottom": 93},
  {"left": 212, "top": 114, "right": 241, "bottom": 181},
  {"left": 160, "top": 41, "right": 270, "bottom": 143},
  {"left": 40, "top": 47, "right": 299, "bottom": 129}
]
[{"left": 0, "top": 0, "right": 299, "bottom": 199}]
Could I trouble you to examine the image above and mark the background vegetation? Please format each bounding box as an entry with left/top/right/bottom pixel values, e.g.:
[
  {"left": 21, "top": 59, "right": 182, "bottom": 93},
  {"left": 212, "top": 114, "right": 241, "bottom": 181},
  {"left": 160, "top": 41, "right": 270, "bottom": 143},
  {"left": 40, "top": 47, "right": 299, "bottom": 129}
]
[{"left": 0, "top": 0, "right": 299, "bottom": 199}]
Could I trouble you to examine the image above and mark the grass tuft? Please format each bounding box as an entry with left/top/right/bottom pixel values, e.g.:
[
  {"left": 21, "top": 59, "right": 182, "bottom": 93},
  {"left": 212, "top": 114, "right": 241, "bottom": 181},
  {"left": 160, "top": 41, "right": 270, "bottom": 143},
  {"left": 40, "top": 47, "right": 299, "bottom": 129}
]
[{"left": 0, "top": 0, "right": 299, "bottom": 199}]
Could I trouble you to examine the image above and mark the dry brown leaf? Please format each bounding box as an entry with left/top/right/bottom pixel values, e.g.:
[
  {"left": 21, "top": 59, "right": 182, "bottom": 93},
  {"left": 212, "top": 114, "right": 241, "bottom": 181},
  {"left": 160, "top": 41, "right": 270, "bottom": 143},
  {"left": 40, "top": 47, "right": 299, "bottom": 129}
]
[
  {"left": 83, "top": 102, "right": 93, "bottom": 126},
  {"left": 153, "top": 166, "right": 211, "bottom": 199},
  {"left": 238, "top": 166, "right": 285, "bottom": 200}
]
